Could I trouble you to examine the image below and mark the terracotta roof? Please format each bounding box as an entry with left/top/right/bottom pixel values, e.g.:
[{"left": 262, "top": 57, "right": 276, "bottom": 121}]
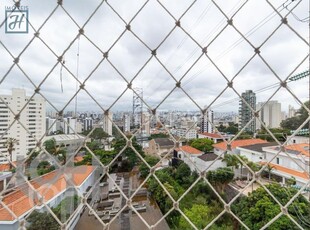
[
  {"left": 284, "top": 143, "right": 310, "bottom": 157},
  {"left": 0, "top": 162, "right": 17, "bottom": 172},
  {"left": 201, "top": 132, "right": 222, "bottom": 139},
  {"left": 74, "top": 156, "right": 84, "bottom": 163},
  {"left": 0, "top": 165, "right": 95, "bottom": 222},
  {"left": 213, "top": 139, "right": 268, "bottom": 151},
  {"left": 176, "top": 145, "right": 203, "bottom": 155},
  {"left": 261, "top": 162, "right": 309, "bottom": 180}
]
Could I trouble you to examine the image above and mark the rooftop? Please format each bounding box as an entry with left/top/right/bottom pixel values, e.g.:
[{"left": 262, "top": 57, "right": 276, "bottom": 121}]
[
  {"left": 213, "top": 139, "right": 268, "bottom": 151},
  {"left": 176, "top": 145, "right": 203, "bottom": 155},
  {"left": 200, "top": 132, "right": 223, "bottom": 139},
  {"left": 0, "top": 165, "right": 96, "bottom": 222},
  {"left": 270, "top": 143, "right": 310, "bottom": 157},
  {"left": 261, "top": 162, "right": 309, "bottom": 180},
  {"left": 237, "top": 142, "right": 278, "bottom": 152},
  {"left": 198, "top": 153, "right": 220, "bottom": 162},
  {"left": 153, "top": 138, "right": 175, "bottom": 148}
]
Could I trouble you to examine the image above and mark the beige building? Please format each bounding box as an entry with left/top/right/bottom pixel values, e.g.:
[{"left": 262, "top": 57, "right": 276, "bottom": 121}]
[{"left": 0, "top": 89, "right": 45, "bottom": 163}]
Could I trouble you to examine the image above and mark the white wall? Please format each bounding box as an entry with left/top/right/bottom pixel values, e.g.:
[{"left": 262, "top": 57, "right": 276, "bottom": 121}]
[{"left": 183, "top": 156, "right": 226, "bottom": 172}]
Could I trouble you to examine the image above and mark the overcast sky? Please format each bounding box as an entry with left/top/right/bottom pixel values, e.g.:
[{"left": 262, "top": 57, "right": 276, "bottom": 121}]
[{"left": 0, "top": 0, "right": 309, "bottom": 114}]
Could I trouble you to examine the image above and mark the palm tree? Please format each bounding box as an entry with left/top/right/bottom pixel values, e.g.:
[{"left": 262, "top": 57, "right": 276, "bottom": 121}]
[
  {"left": 237, "top": 155, "right": 249, "bottom": 178},
  {"left": 3, "top": 138, "right": 19, "bottom": 170},
  {"left": 265, "top": 164, "right": 274, "bottom": 180},
  {"left": 44, "top": 138, "right": 67, "bottom": 165}
]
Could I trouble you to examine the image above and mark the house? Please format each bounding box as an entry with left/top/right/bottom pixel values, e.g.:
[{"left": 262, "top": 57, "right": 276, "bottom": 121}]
[
  {"left": 213, "top": 139, "right": 268, "bottom": 155},
  {"left": 237, "top": 142, "right": 278, "bottom": 162},
  {"left": 198, "top": 132, "right": 233, "bottom": 143},
  {"left": 261, "top": 143, "right": 310, "bottom": 186},
  {"left": 286, "top": 135, "right": 309, "bottom": 145},
  {"left": 0, "top": 165, "right": 98, "bottom": 230},
  {"left": 175, "top": 146, "right": 225, "bottom": 172},
  {"left": 147, "top": 138, "right": 175, "bottom": 157},
  {"left": 183, "top": 153, "right": 226, "bottom": 172},
  {"left": 175, "top": 145, "right": 204, "bottom": 160}
]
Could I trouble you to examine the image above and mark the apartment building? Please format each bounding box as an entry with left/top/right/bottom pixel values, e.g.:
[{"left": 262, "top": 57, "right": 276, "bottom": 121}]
[
  {"left": 0, "top": 89, "right": 45, "bottom": 163},
  {"left": 239, "top": 90, "right": 256, "bottom": 133},
  {"left": 256, "top": 100, "right": 282, "bottom": 129}
]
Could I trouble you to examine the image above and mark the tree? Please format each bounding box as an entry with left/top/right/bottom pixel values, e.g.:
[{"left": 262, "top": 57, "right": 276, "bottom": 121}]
[
  {"left": 190, "top": 138, "right": 214, "bottom": 152},
  {"left": 3, "top": 138, "right": 19, "bottom": 170},
  {"left": 82, "top": 128, "right": 109, "bottom": 141},
  {"left": 27, "top": 211, "right": 59, "bottom": 230},
  {"left": 232, "top": 183, "right": 310, "bottom": 230},
  {"left": 139, "top": 155, "right": 160, "bottom": 178},
  {"left": 265, "top": 164, "right": 274, "bottom": 180},
  {"left": 179, "top": 204, "right": 213, "bottom": 229},
  {"left": 207, "top": 167, "right": 234, "bottom": 194},
  {"left": 175, "top": 162, "right": 192, "bottom": 187},
  {"left": 281, "top": 101, "right": 309, "bottom": 130},
  {"left": 44, "top": 138, "right": 67, "bottom": 165},
  {"left": 222, "top": 154, "right": 239, "bottom": 170}
]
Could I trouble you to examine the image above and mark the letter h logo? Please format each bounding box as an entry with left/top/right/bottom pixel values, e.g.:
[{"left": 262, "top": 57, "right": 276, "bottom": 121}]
[{"left": 5, "top": 9, "right": 29, "bottom": 34}]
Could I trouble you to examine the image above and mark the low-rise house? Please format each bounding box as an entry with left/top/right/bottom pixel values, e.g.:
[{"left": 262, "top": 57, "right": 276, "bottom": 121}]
[
  {"left": 176, "top": 145, "right": 225, "bottom": 172},
  {"left": 262, "top": 143, "right": 310, "bottom": 186},
  {"left": 0, "top": 165, "right": 98, "bottom": 230},
  {"left": 237, "top": 142, "right": 278, "bottom": 162},
  {"left": 198, "top": 132, "right": 233, "bottom": 143},
  {"left": 147, "top": 138, "right": 175, "bottom": 157},
  {"left": 175, "top": 145, "right": 204, "bottom": 159},
  {"left": 213, "top": 139, "right": 268, "bottom": 155}
]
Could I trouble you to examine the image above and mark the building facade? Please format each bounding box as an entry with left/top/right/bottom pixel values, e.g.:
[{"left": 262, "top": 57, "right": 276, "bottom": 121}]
[
  {"left": 256, "top": 100, "right": 281, "bottom": 129},
  {"left": 201, "top": 109, "right": 214, "bottom": 133},
  {"left": 239, "top": 90, "right": 256, "bottom": 133},
  {"left": 0, "top": 89, "right": 46, "bottom": 163}
]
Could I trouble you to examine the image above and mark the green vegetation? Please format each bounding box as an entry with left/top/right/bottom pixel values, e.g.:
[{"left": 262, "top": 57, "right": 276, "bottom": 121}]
[
  {"left": 217, "top": 122, "right": 239, "bottom": 134},
  {"left": 255, "top": 128, "right": 290, "bottom": 142},
  {"left": 139, "top": 155, "right": 160, "bottom": 178},
  {"left": 149, "top": 133, "right": 170, "bottom": 139},
  {"left": 232, "top": 183, "right": 310, "bottom": 229},
  {"left": 147, "top": 163, "right": 233, "bottom": 229},
  {"left": 44, "top": 138, "right": 67, "bottom": 164},
  {"left": 82, "top": 128, "right": 109, "bottom": 140},
  {"left": 37, "top": 161, "right": 55, "bottom": 176},
  {"left": 281, "top": 101, "right": 309, "bottom": 130},
  {"left": 189, "top": 138, "right": 214, "bottom": 152},
  {"left": 207, "top": 167, "right": 234, "bottom": 194},
  {"left": 78, "top": 137, "right": 144, "bottom": 172},
  {"left": 27, "top": 195, "right": 80, "bottom": 230}
]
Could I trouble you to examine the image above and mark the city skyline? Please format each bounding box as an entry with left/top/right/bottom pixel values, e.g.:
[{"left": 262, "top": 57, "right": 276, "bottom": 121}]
[{"left": 0, "top": 0, "right": 308, "bottom": 113}]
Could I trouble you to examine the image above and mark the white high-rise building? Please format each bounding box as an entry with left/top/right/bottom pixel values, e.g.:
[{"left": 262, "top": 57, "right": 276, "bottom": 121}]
[
  {"left": 201, "top": 110, "right": 214, "bottom": 133},
  {"left": 256, "top": 100, "right": 281, "bottom": 129},
  {"left": 123, "top": 114, "right": 131, "bottom": 132},
  {"left": 0, "top": 89, "right": 46, "bottom": 163},
  {"left": 288, "top": 105, "right": 297, "bottom": 118},
  {"left": 103, "top": 111, "right": 113, "bottom": 136}
]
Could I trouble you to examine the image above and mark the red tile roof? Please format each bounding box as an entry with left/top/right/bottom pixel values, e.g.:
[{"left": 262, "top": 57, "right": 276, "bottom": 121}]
[
  {"left": 285, "top": 143, "right": 310, "bottom": 157},
  {"left": 213, "top": 139, "right": 268, "bottom": 151},
  {"left": 0, "top": 162, "right": 17, "bottom": 172},
  {"left": 176, "top": 145, "right": 203, "bottom": 154},
  {"left": 261, "top": 162, "right": 309, "bottom": 180},
  {"left": 0, "top": 165, "right": 95, "bottom": 221},
  {"left": 201, "top": 132, "right": 222, "bottom": 139}
]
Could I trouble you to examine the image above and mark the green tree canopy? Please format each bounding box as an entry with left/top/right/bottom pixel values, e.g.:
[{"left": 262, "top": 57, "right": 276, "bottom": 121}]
[
  {"left": 190, "top": 138, "right": 214, "bottom": 152},
  {"left": 281, "top": 101, "right": 309, "bottom": 130},
  {"left": 207, "top": 167, "right": 234, "bottom": 193},
  {"left": 232, "top": 183, "right": 310, "bottom": 230},
  {"left": 82, "top": 128, "right": 109, "bottom": 140}
]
